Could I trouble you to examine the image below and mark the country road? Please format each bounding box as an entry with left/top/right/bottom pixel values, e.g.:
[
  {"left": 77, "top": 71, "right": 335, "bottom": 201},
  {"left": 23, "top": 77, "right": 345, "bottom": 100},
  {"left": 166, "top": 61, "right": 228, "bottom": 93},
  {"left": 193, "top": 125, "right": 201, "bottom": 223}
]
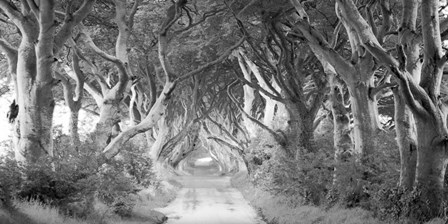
[{"left": 155, "top": 174, "right": 264, "bottom": 224}]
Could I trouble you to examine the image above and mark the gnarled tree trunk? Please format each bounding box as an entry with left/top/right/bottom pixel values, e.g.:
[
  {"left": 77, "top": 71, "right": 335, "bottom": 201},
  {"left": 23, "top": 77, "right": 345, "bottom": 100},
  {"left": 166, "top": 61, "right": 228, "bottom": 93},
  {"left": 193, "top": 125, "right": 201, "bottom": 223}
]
[
  {"left": 0, "top": 0, "right": 94, "bottom": 162},
  {"left": 394, "top": 0, "right": 420, "bottom": 189},
  {"left": 347, "top": 78, "right": 379, "bottom": 158},
  {"left": 393, "top": 88, "right": 417, "bottom": 189},
  {"left": 329, "top": 74, "right": 352, "bottom": 184},
  {"left": 16, "top": 9, "right": 53, "bottom": 162}
]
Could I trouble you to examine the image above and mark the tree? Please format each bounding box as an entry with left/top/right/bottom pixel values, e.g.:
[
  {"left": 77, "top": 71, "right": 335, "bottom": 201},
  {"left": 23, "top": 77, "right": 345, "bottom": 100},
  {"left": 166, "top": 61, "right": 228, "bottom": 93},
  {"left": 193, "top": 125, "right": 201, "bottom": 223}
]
[
  {"left": 291, "top": 0, "right": 448, "bottom": 218},
  {"left": 55, "top": 45, "right": 85, "bottom": 147},
  {"left": 290, "top": 0, "right": 385, "bottom": 160},
  {"left": 76, "top": 0, "right": 143, "bottom": 148},
  {"left": 0, "top": 0, "right": 94, "bottom": 162}
]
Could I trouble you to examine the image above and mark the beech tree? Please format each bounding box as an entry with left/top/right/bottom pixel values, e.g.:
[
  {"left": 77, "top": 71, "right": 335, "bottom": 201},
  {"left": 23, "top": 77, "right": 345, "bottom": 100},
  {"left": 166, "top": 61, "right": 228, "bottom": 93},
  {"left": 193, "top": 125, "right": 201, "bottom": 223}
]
[
  {"left": 75, "top": 0, "right": 143, "bottom": 148},
  {"left": 55, "top": 45, "right": 85, "bottom": 147},
  {"left": 0, "top": 0, "right": 94, "bottom": 162},
  {"left": 339, "top": 0, "right": 448, "bottom": 215},
  {"left": 288, "top": 0, "right": 448, "bottom": 217},
  {"left": 289, "top": 0, "right": 386, "bottom": 160}
]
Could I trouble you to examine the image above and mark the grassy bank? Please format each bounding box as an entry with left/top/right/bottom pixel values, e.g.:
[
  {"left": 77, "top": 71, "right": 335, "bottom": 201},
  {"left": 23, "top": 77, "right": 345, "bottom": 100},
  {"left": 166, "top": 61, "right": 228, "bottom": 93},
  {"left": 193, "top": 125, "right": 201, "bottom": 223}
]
[
  {"left": 0, "top": 179, "right": 180, "bottom": 224},
  {"left": 231, "top": 172, "right": 446, "bottom": 224}
]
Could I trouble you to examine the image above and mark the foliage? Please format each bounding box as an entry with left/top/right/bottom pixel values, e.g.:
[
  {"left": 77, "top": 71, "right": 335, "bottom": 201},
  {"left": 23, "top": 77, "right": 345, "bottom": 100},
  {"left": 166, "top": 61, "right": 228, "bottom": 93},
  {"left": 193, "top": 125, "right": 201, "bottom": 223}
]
[
  {"left": 247, "top": 131, "right": 334, "bottom": 206},
  {"left": 328, "top": 131, "right": 400, "bottom": 210},
  {"left": 0, "top": 147, "right": 22, "bottom": 208},
  {"left": 231, "top": 172, "right": 386, "bottom": 224},
  {"left": 0, "top": 134, "right": 157, "bottom": 218},
  {"left": 269, "top": 151, "right": 333, "bottom": 206},
  {"left": 245, "top": 128, "right": 408, "bottom": 222},
  {"left": 372, "top": 186, "right": 448, "bottom": 223}
]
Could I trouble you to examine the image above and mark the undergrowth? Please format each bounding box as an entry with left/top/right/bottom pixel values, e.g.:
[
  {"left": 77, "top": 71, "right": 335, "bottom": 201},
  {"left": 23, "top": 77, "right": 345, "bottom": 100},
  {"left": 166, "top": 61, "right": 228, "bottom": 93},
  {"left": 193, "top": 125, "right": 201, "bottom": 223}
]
[
  {"left": 0, "top": 133, "right": 174, "bottom": 224},
  {"left": 232, "top": 172, "right": 447, "bottom": 224},
  {"left": 238, "top": 130, "right": 448, "bottom": 224}
]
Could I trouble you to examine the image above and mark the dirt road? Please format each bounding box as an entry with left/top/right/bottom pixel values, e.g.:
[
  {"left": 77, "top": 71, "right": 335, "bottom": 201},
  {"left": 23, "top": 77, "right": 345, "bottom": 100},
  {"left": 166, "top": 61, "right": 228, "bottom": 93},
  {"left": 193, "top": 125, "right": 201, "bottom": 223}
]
[{"left": 156, "top": 175, "right": 264, "bottom": 224}]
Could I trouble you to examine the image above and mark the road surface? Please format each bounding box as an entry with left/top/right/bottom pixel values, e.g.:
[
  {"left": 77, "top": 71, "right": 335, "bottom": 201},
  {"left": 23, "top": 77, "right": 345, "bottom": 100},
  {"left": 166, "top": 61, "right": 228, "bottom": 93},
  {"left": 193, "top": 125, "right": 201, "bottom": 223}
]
[{"left": 156, "top": 174, "right": 264, "bottom": 224}]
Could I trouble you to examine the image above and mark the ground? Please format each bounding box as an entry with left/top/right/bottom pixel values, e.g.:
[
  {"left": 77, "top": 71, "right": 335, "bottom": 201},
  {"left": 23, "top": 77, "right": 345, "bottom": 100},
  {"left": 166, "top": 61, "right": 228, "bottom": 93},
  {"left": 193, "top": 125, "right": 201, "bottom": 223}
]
[{"left": 156, "top": 162, "right": 264, "bottom": 224}]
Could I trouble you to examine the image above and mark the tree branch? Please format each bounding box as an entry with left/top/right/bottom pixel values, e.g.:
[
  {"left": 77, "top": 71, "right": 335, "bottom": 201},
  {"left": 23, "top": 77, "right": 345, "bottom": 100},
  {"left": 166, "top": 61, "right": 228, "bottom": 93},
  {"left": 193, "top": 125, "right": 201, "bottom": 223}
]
[
  {"left": 54, "top": 71, "right": 76, "bottom": 110},
  {"left": 0, "top": 38, "right": 18, "bottom": 78},
  {"left": 207, "top": 136, "right": 244, "bottom": 156},
  {"left": 230, "top": 63, "right": 284, "bottom": 102},
  {"left": 54, "top": 0, "right": 96, "bottom": 53},
  {"left": 80, "top": 31, "right": 129, "bottom": 94},
  {"left": 239, "top": 49, "right": 282, "bottom": 97},
  {"left": 128, "top": 0, "right": 142, "bottom": 29},
  {"left": 177, "top": 37, "right": 245, "bottom": 81},
  {"left": 204, "top": 114, "right": 245, "bottom": 151},
  {"left": 293, "top": 20, "right": 356, "bottom": 82},
  {"left": 227, "top": 80, "right": 285, "bottom": 145},
  {"left": 0, "top": 0, "right": 24, "bottom": 25}
]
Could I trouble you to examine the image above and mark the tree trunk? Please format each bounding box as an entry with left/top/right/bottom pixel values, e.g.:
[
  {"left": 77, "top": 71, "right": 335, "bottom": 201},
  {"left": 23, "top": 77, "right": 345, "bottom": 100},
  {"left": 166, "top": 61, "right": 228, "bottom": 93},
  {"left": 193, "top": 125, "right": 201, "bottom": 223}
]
[
  {"left": 263, "top": 97, "right": 276, "bottom": 129},
  {"left": 330, "top": 75, "right": 352, "bottom": 185},
  {"left": 239, "top": 50, "right": 279, "bottom": 129},
  {"left": 393, "top": 88, "right": 417, "bottom": 189},
  {"left": 238, "top": 54, "right": 258, "bottom": 138},
  {"left": 148, "top": 116, "right": 170, "bottom": 162},
  {"left": 145, "top": 130, "right": 155, "bottom": 151},
  {"left": 16, "top": 38, "right": 55, "bottom": 162},
  {"left": 284, "top": 102, "right": 315, "bottom": 156},
  {"left": 69, "top": 110, "right": 81, "bottom": 147},
  {"left": 93, "top": 101, "right": 122, "bottom": 148},
  {"left": 415, "top": 117, "right": 447, "bottom": 217},
  {"left": 347, "top": 79, "right": 379, "bottom": 158},
  {"left": 395, "top": 0, "right": 420, "bottom": 190},
  {"left": 167, "top": 123, "right": 200, "bottom": 168}
]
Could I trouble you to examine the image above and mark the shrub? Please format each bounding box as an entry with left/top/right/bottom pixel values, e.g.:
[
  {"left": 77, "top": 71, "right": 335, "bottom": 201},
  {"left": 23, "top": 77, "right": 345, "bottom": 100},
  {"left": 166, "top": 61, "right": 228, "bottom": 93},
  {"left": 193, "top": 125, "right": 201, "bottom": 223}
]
[
  {"left": 246, "top": 131, "right": 334, "bottom": 206},
  {"left": 0, "top": 151, "right": 22, "bottom": 208},
  {"left": 0, "top": 134, "right": 157, "bottom": 218},
  {"left": 372, "top": 185, "right": 447, "bottom": 223}
]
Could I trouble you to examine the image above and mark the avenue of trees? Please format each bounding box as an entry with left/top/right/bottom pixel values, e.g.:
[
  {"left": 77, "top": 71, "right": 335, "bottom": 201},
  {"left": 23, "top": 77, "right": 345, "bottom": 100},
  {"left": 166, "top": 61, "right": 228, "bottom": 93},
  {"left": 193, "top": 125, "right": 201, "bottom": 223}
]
[{"left": 1, "top": 0, "right": 448, "bottom": 222}]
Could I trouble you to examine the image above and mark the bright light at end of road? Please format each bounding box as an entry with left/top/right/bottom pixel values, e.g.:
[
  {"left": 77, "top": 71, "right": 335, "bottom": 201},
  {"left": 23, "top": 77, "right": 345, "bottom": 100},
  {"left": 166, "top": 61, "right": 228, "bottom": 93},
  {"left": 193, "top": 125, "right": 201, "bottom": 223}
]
[{"left": 197, "top": 157, "right": 213, "bottom": 163}]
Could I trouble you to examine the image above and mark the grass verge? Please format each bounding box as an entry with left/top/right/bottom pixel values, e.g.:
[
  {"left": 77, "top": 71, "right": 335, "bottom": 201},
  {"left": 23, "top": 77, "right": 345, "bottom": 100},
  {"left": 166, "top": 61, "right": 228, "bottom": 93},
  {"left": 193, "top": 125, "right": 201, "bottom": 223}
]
[
  {"left": 0, "top": 180, "right": 180, "bottom": 224},
  {"left": 231, "top": 172, "right": 447, "bottom": 224}
]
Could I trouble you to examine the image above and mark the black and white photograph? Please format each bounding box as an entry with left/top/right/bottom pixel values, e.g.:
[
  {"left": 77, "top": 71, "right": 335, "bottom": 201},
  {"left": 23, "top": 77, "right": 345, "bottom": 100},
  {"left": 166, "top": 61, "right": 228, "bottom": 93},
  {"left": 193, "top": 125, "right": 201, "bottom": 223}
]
[{"left": 0, "top": 0, "right": 448, "bottom": 223}]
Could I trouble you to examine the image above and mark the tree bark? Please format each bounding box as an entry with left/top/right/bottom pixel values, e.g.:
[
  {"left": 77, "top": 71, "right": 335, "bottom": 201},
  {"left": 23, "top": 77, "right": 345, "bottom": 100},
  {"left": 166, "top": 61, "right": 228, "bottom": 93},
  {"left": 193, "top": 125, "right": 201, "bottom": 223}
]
[
  {"left": 148, "top": 116, "right": 170, "bottom": 175},
  {"left": 167, "top": 123, "right": 200, "bottom": 168},
  {"left": 395, "top": 0, "right": 419, "bottom": 189},
  {"left": 69, "top": 110, "right": 81, "bottom": 146},
  {"left": 16, "top": 13, "right": 54, "bottom": 162},
  {"left": 284, "top": 102, "right": 315, "bottom": 156},
  {"left": 348, "top": 78, "right": 379, "bottom": 158},
  {"left": 238, "top": 54, "right": 258, "bottom": 138},
  {"left": 393, "top": 89, "right": 417, "bottom": 188},
  {"left": 16, "top": 38, "right": 50, "bottom": 162},
  {"left": 414, "top": 118, "right": 447, "bottom": 217},
  {"left": 329, "top": 74, "right": 352, "bottom": 184}
]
